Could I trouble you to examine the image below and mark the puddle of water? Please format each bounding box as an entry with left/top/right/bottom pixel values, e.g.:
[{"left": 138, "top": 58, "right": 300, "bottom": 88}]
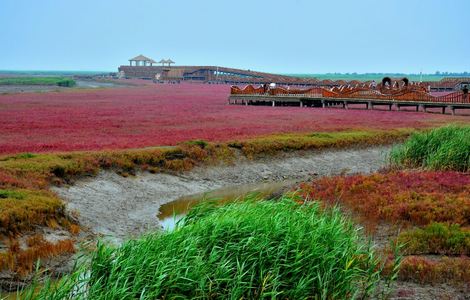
[
  {"left": 1, "top": 287, "right": 41, "bottom": 300},
  {"left": 159, "top": 214, "right": 185, "bottom": 231},
  {"left": 158, "top": 180, "right": 296, "bottom": 231}
]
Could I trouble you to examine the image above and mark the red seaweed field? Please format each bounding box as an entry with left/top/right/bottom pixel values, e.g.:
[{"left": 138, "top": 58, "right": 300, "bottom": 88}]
[{"left": 0, "top": 83, "right": 467, "bottom": 154}]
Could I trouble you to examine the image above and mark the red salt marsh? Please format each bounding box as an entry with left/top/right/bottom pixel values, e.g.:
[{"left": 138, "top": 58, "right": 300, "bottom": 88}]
[{"left": 0, "top": 83, "right": 468, "bottom": 154}]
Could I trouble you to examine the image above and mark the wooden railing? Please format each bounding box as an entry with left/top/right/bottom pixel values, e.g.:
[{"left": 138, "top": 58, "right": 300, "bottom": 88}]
[{"left": 230, "top": 84, "right": 469, "bottom": 104}]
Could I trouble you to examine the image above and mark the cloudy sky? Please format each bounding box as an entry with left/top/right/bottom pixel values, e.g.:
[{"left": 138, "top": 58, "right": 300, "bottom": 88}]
[{"left": 0, "top": 0, "right": 468, "bottom": 73}]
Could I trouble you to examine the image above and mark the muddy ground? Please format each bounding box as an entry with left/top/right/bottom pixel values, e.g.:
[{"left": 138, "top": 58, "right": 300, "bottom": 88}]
[{"left": 52, "top": 146, "right": 391, "bottom": 244}]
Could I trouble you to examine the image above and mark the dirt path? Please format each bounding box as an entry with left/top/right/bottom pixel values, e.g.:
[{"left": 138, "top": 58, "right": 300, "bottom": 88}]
[{"left": 52, "top": 146, "right": 391, "bottom": 244}]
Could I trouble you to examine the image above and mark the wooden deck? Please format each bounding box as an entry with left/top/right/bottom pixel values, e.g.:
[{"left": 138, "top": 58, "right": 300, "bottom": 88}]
[{"left": 228, "top": 94, "right": 470, "bottom": 115}]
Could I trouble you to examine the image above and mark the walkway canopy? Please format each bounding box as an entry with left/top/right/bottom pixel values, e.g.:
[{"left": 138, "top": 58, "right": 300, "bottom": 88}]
[{"left": 129, "top": 55, "right": 157, "bottom": 66}]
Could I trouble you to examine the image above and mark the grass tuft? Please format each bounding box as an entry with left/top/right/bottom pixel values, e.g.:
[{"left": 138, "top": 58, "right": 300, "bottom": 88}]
[
  {"left": 29, "top": 197, "right": 389, "bottom": 299},
  {"left": 391, "top": 125, "right": 470, "bottom": 172}
]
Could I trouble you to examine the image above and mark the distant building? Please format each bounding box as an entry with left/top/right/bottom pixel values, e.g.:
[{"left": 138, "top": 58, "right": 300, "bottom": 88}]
[
  {"left": 117, "top": 54, "right": 317, "bottom": 85},
  {"left": 117, "top": 55, "right": 470, "bottom": 90}
]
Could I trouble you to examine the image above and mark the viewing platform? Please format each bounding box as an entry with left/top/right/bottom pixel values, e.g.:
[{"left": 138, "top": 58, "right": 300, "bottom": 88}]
[{"left": 228, "top": 81, "right": 470, "bottom": 115}]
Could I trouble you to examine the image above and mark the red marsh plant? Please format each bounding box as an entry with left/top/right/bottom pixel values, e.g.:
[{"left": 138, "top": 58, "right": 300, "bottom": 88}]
[
  {"left": 298, "top": 170, "right": 470, "bottom": 228},
  {"left": 0, "top": 234, "right": 75, "bottom": 276},
  {"left": 0, "top": 83, "right": 466, "bottom": 154},
  {"left": 396, "top": 255, "right": 470, "bottom": 285}
]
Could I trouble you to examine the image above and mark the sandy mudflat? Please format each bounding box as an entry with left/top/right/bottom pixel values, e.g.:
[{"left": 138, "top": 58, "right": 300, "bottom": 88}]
[{"left": 52, "top": 146, "right": 391, "bottom": 244}]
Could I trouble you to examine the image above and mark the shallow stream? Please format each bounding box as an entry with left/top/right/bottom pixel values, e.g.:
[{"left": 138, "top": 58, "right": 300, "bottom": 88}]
[
  {"left": 158, "top": 180, "right": 296, "bottom": 230},
  {"left": 53, "top": 145, "right": 392, "bottom": 243}
]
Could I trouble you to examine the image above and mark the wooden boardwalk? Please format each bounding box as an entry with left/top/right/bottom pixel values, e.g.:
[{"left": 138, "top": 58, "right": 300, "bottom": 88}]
[
  {"left": 229, "top": 83, "right": 470, "bottom": 115},
  {"left": 228, "top": 94, "right": 470, "bottom": 115}
]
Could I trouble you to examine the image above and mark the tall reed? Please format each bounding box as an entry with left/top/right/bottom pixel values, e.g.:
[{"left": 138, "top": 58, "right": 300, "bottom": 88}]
[
  {"left": 390, "top": 125, "right": 470, "bottom": 171},
  {"left": 28, "top": 197, "right": 388, "bottom": 299}
]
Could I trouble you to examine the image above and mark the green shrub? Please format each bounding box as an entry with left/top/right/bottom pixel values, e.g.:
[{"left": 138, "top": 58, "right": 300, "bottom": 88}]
[
  {"left": 30, "top": 197, "right": 388, "bottom": 299},
  {"left": 56, "top": 78, "right": 76, "bottom": 87},
  {"left": 183, "top": 139, "right": 208, "bottom": 149},
  {"left": 14, "top": 153, "right": 36, "bottom": 159},
  {"left": 0, "top": 189, "right": 25, "bottom": 199},
  {"left": 399, "top": 223, "right": 470, "bottom": 255},
  {"left": 391, "top": 125, "right": 470, "bottom": 171}
]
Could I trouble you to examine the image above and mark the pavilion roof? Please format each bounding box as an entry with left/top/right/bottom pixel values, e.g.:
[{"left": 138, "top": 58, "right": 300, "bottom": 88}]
[
  {"left": 129, "top": 55, "right": 157, "bottom": 63},
  {"left": 158, "top": 59, "right": 175, "bottom": 65}
]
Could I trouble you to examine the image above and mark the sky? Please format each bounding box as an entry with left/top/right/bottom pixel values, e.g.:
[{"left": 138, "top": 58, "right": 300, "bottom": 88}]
[{"left": 0, "top": 0, "right": 469, "bottom": 74}]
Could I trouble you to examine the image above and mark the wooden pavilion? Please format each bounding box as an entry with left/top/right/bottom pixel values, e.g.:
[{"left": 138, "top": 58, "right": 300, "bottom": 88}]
[{"left": 129, "top": 55, "right": 157, "bottom": 66}]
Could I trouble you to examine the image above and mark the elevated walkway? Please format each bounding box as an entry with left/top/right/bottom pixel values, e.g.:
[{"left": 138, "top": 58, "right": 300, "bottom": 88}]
[{"left": 229, "top": 85, "right": 470, "bottom": 115}]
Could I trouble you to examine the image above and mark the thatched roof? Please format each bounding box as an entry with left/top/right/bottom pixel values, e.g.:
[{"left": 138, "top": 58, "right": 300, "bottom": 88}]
[{"left": 129, "top": 55, "right": 157, "bottom": 63}]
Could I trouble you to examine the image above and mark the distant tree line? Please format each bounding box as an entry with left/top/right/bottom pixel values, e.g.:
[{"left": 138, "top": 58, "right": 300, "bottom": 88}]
[
  {"left": 0, "top": 77, "right": 76, "bottom": 87},
  {"left": 434, "top": 71, "right": 469, "bottom": 76}
]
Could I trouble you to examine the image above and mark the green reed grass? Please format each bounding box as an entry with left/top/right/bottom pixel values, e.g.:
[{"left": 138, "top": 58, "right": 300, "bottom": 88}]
[
  {"left": 391, "top": 125, "right": 470, "bottom": 172},
  {"left": 27, "top": 197, "right": 388, "bottom": 299}
]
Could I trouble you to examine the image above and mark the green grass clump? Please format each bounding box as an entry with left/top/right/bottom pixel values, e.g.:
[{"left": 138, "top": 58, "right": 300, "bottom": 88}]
[
  {"left": 399, "top": 223, "right": 470, "bottom": 256},
  {"left": 0, "top": 77, "right": 76, "bottom": 87},
  {"left": 0, "top": 189, "right": 25, "bottom": 199},
  {"left": 30, "top": 197, "right": 387, "bottom": 299},
  {"left": 391, "top": 125, "right": 470, "bottom": 172}
]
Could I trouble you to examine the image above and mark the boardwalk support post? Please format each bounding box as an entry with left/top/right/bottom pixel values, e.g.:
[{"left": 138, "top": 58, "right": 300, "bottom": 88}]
[
  {"left": 322, "top": 100, "right": 326, "bottom": 108},
  {"left": 343, "top": 101, "right": 348, "bottom": 109},
  {"left": 300, "top": 101, "right": 303, "bottom": 108},
  {"left": 368, "top": 101, "right": 373, "bottom": 110},
  {"left": 272, "top": 101, "right": 275, "bottom": 107},
  {"left": 448, "top": 106, "right": 455, "bottom": 115},
  {"left": 442, "top": 106, "right": 445, "bottom": 114},
  {"left": 419, "top": 104, "right": 425, "bottom": 112}
]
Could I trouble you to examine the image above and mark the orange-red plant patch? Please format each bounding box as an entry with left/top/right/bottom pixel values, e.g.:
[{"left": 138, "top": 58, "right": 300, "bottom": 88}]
[
  {"left": 298, "top": 170, "right": 470, "bottom": 227},
  {"left": 397, "top": 255, "right": 470, "bottom": 285}
]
